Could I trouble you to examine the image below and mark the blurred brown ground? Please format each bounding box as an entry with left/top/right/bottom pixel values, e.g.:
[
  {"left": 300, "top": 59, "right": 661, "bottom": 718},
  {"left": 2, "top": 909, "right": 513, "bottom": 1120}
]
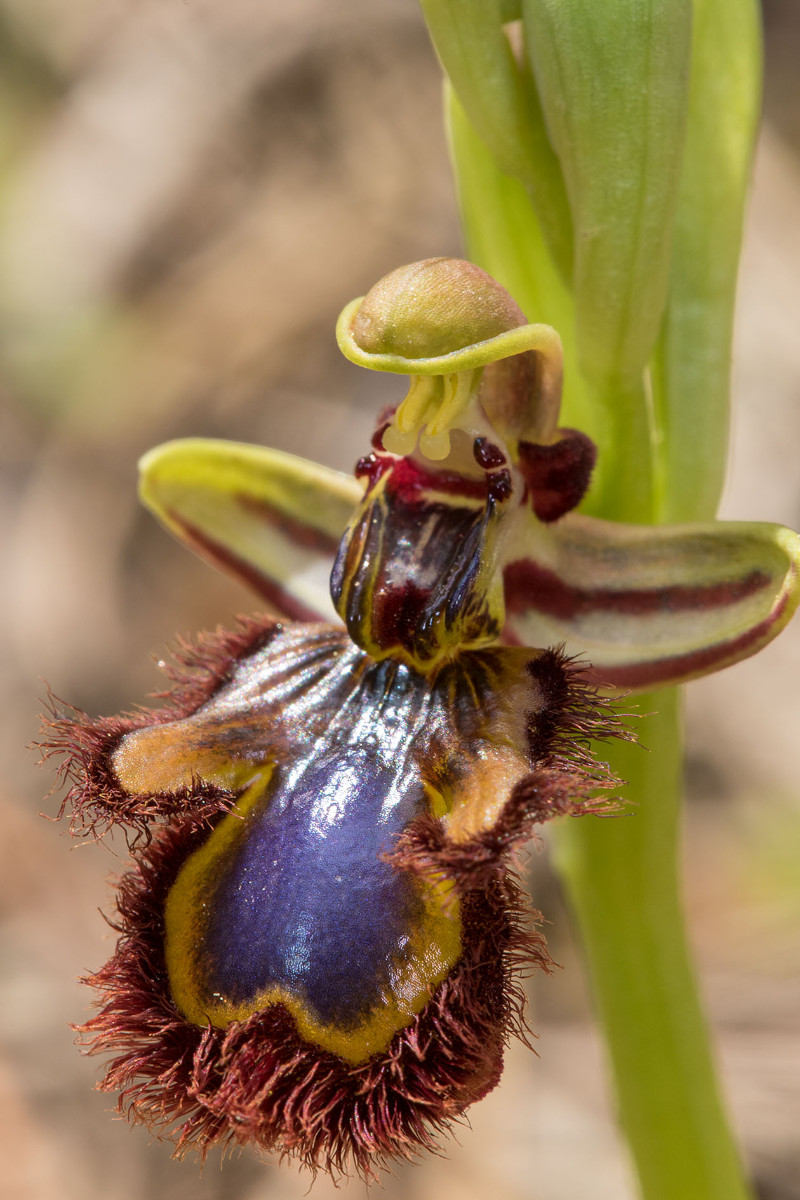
[{"left": 0, "top": 2, "right": 798, "bottom": 1198}]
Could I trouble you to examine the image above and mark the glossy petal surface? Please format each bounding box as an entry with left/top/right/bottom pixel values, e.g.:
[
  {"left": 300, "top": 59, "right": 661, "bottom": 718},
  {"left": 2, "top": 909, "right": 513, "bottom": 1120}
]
[{"left": 331, "top": 450, "right": 516, "bottom": 669}]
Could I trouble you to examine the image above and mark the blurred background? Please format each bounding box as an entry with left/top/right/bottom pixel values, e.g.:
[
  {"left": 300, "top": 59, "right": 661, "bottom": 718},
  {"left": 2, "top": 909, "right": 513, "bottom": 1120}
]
[{"left": 0, "top": 1, "right": 798, "bottom": 1197}]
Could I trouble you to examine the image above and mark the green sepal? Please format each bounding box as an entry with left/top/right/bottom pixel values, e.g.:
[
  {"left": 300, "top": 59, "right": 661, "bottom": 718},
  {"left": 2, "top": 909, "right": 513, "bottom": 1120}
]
[
  {"left": 502, "top": 509, "right": 800, "bottom": 690},
  {"left": 651, "top": 0, "right": 762, "bottom": 522},
  {"left": 522, "top": 0, "right": 693, "bottom": 389},
  {"left": 419, "top": 0, "right": 573, "bottom": 277},
  {"left": 138, "top": 439, "right": 362, "bottom": 621}
]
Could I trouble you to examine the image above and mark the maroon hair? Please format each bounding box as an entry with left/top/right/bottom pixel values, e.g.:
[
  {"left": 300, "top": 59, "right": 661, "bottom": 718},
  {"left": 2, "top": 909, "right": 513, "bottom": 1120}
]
[
  {"left": 40, "top": 616, "right": 281, "bottom": 843},
  {"left": 41, "top": 617, "right": 626, "bottom": 1178},
  {"left": 78, "top": 815, "right": 550, "bottom": 1179}
]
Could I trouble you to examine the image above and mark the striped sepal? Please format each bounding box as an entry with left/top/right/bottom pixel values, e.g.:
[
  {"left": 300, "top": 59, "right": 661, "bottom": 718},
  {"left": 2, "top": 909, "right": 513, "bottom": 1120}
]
[
  {"left": 502, "top": 509, "right": 800, "bottom": 690},
  {"left": 139, "top": 439, "right": 362, "bottom": 622}
]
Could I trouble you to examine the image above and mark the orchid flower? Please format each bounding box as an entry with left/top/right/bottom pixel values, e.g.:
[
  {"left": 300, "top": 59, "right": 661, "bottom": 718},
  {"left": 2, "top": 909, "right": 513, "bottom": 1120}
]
[{"left": 44, "top": 259, "right": 800, "bottom": 1177}]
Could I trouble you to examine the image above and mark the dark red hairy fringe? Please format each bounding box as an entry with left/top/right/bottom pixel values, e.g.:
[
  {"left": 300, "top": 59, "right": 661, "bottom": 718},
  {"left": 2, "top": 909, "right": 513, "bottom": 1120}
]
[
  {"left": 38, "top": 615, "right": 281, "bottom": 844},
  {"left": 78, "top": 816, "right": 547, "bottom": 1180},
  {"left": 526, "top": 645, "right": 633, "bottom": 781},
  {"left": 389, "top": 767, "right": 612, "bottom": 897},
  {"left": 391, "top": 647, "right": 628, "bottom": 896}
]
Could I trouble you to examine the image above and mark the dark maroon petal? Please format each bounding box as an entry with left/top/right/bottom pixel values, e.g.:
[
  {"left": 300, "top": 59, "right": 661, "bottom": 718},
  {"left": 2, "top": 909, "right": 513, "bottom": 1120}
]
[
  {"left": 332, "top": 454, "right": 514, "bottom": 665},
  {"left": 517, "top": 429, "right": 597, "bottom": 522}
]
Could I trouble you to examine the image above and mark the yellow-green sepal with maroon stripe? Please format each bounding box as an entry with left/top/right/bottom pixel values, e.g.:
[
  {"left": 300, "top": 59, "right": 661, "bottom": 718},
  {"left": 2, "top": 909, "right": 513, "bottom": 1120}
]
[
  {"left": 139, "top": 438, "right": 362, "bottom": 622},
  {"left": 502, "top": 507, "right": 800, "bottom": 690}
]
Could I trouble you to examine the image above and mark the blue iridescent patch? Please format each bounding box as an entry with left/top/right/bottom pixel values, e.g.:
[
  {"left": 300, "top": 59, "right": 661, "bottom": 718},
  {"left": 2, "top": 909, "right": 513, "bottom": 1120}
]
[
  {"left": 159, "top": 644, "right": 465, "bottom": 1061},
  {"left": 202, "top": 744, "right": 427, "bottom": 1027}
]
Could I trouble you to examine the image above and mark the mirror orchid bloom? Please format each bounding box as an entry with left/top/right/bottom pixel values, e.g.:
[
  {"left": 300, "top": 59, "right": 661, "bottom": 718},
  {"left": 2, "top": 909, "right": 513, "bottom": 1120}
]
[{"left": 45, "top": 259, "right": 800, "bottom": 1177}]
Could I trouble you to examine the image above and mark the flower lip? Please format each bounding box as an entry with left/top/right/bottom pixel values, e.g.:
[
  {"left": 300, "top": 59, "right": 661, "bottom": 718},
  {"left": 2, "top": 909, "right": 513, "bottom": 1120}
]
[{"left": 46, "top": 613, "right": 623, "bottom": 1176}]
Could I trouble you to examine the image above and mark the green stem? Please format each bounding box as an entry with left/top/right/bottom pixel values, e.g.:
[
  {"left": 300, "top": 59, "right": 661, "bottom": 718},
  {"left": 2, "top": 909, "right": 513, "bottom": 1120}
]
[
  {"left": 553, "top": 693, "right": 751, "bottom": 1200},
  {"left": 443, "top": 64, "right": 754, "bottom": 1200}
]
